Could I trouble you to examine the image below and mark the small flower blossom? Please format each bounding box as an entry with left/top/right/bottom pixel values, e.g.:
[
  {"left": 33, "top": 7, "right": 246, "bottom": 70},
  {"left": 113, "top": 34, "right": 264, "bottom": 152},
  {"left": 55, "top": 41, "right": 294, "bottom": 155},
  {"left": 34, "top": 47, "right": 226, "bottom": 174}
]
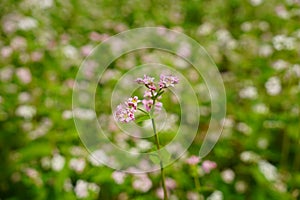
[
  {"left": 142, "top": 99, "right": 162, "bottom": 112},
  {"left": 115, "top": 104, "right": 135, "bottom": 123},
  {"left": 186, "top": 155, "right": 201, "bottom": 165},
  {"left": 136, "top": 75, "right": 157, "bottom": 90},
  {"left": 132, "top": 174, "right": 152, "bottom": 192},
  {"left": 202, "top": 160, "right": 217, "bottom": 174},
  {"left": 126, "top": 96, "right": 139, "bottom": 110},
  {"left": 115, "top": 74, "right": 178, "bottom": 123},
  {"left": 159, "top": 74, "right": 179, "bottom": 88}
]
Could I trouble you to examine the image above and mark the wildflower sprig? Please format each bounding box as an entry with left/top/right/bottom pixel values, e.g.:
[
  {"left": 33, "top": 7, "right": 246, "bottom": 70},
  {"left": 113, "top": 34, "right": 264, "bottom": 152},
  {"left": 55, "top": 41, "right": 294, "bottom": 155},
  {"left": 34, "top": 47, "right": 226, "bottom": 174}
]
[
  {"left": 115, "top": 74, "right": 179, "bottom": 123},
  {"left": 114, "top": 73, "right": 179, "bottom": 200}
]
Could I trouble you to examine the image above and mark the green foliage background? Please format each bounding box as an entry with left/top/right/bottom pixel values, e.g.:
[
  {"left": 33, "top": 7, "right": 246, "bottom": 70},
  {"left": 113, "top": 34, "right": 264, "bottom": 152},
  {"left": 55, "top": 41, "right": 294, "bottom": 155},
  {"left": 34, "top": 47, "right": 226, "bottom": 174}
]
[{"left": 0, "top": 0, "right": 300, "bottom": 199}]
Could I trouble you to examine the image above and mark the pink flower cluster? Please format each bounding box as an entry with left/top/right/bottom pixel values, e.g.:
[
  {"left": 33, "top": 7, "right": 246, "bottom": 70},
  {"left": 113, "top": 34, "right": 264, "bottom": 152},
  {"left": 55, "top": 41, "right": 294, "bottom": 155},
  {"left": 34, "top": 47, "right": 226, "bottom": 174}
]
[
  {"left": 115, "top": 96, "right": 139, "bottom": 123},
  {"left": 186, "top": 155, "right": 217, "bottom": 174},
  {"left": 202, "top": 160, "right": 217, "bottom": 174},
  {"left": 115, "top": 74, "right": 179, "bottom": 123}
]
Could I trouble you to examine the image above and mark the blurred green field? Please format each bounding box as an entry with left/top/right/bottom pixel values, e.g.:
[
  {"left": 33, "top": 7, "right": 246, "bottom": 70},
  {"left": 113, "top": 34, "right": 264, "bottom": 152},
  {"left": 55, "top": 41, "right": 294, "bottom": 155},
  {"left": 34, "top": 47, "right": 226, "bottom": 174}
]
[{"left": 1, "top": 0, "right": 300, "bottom": 199}]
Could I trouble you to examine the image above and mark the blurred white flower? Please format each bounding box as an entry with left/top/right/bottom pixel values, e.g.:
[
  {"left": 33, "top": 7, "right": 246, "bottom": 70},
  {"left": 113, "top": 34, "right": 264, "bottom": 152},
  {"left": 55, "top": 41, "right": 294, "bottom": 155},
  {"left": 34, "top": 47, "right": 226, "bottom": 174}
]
[
  {"left": 221, "top": 169, "right": 235, "bottom": 184},
  {"left": 272, "top": 60, "right": 289, "bottom": 71},
  {"left": 165, "top": 177, "right": 177, "bottom": 190},
  {"left": 241, "top": 22, "right": 252, "bottom": 32},
  {"left": 69, "top": 158, "right": 86, "bottom": 173},
  {"left": 249, "top": 0, "right": 263, "bottom": 6},
  {"left": 292, "top": 64, "right": 300, "bottom": 77},
  {"left": 136, "top": 139, "right": 152, "bottom": 151},
  {"left": 38, "top": 0, "right": 53, "bottom": 9},
  {"left": 274, "top": 180, "right": 287, "bottom": 192},
  {"left": 132, "top": 174, "right": 152, "bottom": 192},
  {"left": 1, "top": 46, "right": 13, "bottom": 58},
  {"left": 0, "top": 66, "right": 14, "bottom": 82},
  {"left": 235, "top": 180, "right": 248, "bottom": 193},
  {"left": 18, "top": 92, "right": 31, "bottom": 103},
  {"left": 51, "top": 153, "right": 65, "bottom": 171},
  {"left": 239, "top": 86, "right": 258, "bottom": 99},
  {"left": 41, "top": 157, "right": 51, "bottom": 169},
  {"left": 236, "top": 122, "right": 252, "bottom": 135},
  {"left": 273, "top": 35, "right": 295, "bottom": 50},
  {"left": 187, "top": 191, "right": 202, "bottom": 200},
  {"left": 88, "top": 150, "right": 108, "bottom": 166},
  {"left": 16, "top": 105, "right": 36, "bottom": 119},
  {"left": 16, "top": 67, "right": 32, "bottom": 84},
  {"left": 258, "top": 21, "right": 270, "bottom": 31},
  {"left": 258, "top": 160, "right": 278, "bottom": 181},
  {"left": 62, "top": 110, "right": 73, "bottom": 120},
  {"left": 197, "top": 22, "right": 214, "bottom": 36},
  {"left": 18, "top": 17, "right": 38, "bottom": 30},
  {"left": 207, "top": 190, "right": 223, "bottom": 200},
  {"left": 275, "top": 5, "right": 290, "bottom": 19},
  {"left": 80, "top": 45, "right": 93, "bottom": 56},
  {"left": 73, "top": 108, "right": 96, "bottom": 120},
  {"left": 177, "top": 42, "right": 191, "bottom": 58},
  {"left": 74, "top": 180, "right": 89, "bottom": 198},
  {"left": 252, "top": 103, "right": 269, "bottom": 114},
  {"left": 63, "top": 45, "right": 78, "bottom": 59},
  {"left": 265, "top": 76, "right": 281, "bottom": 96},
  {"left": 29, "top": 118, "right": 52, "bottom": 140},
  {"left": 24, "top": 168, "right": 42, "bottom": 186},
  {"left": 257, "top": 138, "right": 269, "bottom": 149},
  {"left": 258, "top": 44, "right": 273, "bottom": 57},
  {"left": 10, "top": 36, "right": 27, "bottom": 50},
  {"left": 240, "top": 151, "right": 260, "bottom": 163},
  {"left": 112, "top": 171, "right": 126, "bottom": 184}
]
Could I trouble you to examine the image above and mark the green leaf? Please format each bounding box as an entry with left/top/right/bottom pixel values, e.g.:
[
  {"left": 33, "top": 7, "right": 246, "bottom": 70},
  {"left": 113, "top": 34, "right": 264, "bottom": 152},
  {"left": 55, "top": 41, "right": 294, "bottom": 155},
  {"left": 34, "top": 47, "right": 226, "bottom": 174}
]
[
  {"left": 135, "top": 114, "right": 150, "bottom": 123},
  {"left": 149, "top": 153, "right": 160, "bottom": 164}
]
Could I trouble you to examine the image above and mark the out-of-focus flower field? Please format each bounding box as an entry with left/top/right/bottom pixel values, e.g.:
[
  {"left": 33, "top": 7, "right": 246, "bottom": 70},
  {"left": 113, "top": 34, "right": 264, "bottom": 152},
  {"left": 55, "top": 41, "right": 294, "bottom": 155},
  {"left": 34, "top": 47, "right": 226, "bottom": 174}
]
[{"left": 1, "top": 0, "right": 300, "bottom": 199}]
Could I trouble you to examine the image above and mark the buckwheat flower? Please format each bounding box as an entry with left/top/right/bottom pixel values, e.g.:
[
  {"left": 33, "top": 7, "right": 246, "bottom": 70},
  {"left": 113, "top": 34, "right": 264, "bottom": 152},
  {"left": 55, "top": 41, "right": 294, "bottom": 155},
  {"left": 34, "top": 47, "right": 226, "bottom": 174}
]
[
  {"left": 115, "top": 104, "right": 135, "bottom": 123},
  {"left": 142, "top": 99, "right": 163, "bottom": 112},
  {"left": 74, "top": 180, "right": 89, "bottom": 198},
  {"left": 165, "top": 177, "right": 177, "bottom": 189},
  {"left": 265, "top": 76, "right": 281, "bottom": 96},
  {"left": 142, "top": 99, "right": 153, "bottom": 112},
  {"left": 207, "top": 190, "right": 223, "bottom": 200},
  {"left": 239, "top": 86, "right": 258, "bottom": 99},
  {"left": 16, "top": 67, "right": 32, "bottom": 84},
  {"left": 112, "top": 171, "right": 126, "bottom": 184},
  {"left": 132, "top": 174, "right": 152, "bottom": 192},
  {"left": 187, "top": 191, "right": 201, "bottom": 200},
  {"left": 126, "top": 96, "right": 139, "bottom": 110},
  {"left": 186, "top": 155, "right": 200, "bottom": 165},
  {"left": 221, "top": 169, "right": 235, "bottom": 184},
  {"left": 235, "top": 181, "right": 248, "bottom": 193},
  {"left": 69, "top": 158, "right": 86, "bottom": 173},
  {"left": 258, "top": 160, "right": 278, "bottom": 181},
  {"left": 143, "top": 89, "right": 153, "bottom": 98},
  {"left": 202, "top": 160, "right": 217, "bottom": 174},
  {"left": 51, "top": 153, "right": 65, "bottom": 171},
  {"left": 159, "top": 74, "right": 179, "bottom": 88},
  {"left": 136, "top": 75, "right": 157, "bottom": 90}
]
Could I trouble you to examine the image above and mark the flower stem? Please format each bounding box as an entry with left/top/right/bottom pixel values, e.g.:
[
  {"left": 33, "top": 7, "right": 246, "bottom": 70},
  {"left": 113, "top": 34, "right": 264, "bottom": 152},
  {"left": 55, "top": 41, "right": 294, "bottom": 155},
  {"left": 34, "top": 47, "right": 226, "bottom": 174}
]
[
  {"left": 191, "top": 165, "right": 201, "bottom": 192},
  {"left": 194, "top": 175, "right": 201, "bottom": 192},
  {"left": 151, "top": 117, "right": 168, "bottom": 200}
]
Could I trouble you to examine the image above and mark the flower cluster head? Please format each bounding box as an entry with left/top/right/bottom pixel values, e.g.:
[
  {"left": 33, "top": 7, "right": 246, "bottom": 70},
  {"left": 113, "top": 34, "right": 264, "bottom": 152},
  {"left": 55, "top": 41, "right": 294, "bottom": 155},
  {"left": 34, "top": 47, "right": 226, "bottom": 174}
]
[
  {"left": 115, "top": 96, "right": 139, "bottom": 123},
  {"left": 115, "top": 74, "right": 179, "bottom": 123},
  {"left": 159, "top": 74, "right": 179, "bottom": 89},
  {"left": 186, "top": 155, "right": 201, "bottom": 165},
  {"left": 202, "top": 160, "right": 217, "bottom": 174}
]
